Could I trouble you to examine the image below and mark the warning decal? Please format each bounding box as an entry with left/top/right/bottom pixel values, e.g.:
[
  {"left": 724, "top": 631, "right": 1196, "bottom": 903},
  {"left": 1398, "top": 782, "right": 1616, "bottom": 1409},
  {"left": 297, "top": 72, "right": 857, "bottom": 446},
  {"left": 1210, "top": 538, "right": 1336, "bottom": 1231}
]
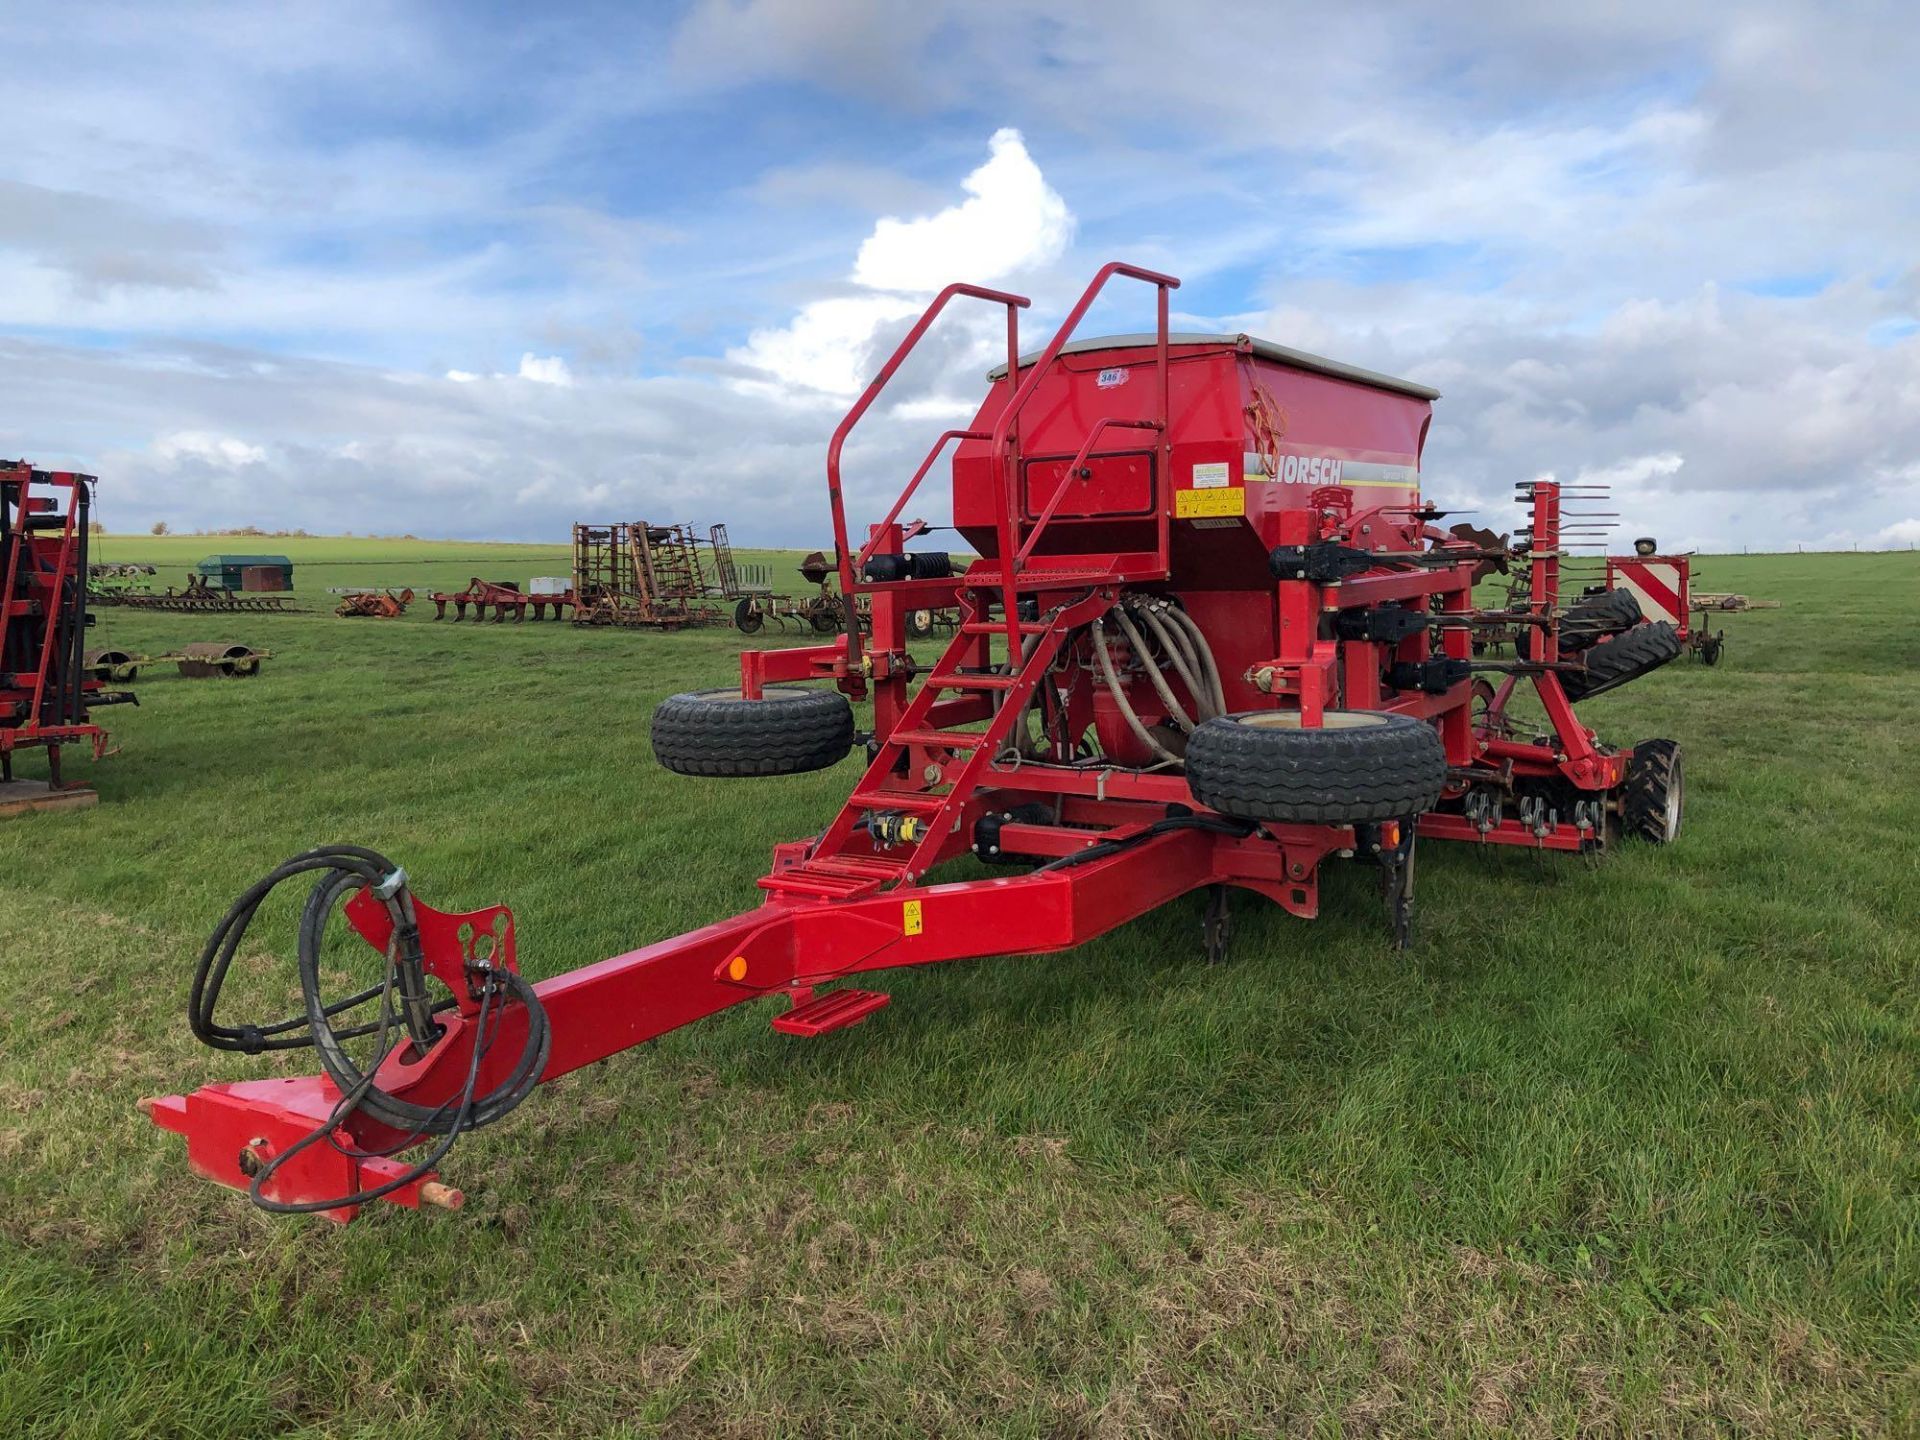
[
  {"left": 903, "top": 899, "right": 923, "bottom": 936},
  {"left": 1176, "top": 488, "right": 1245, "bottom": 519},
  {"left": 1191, "top": 460, "right": 1231, "bottom": 489}
]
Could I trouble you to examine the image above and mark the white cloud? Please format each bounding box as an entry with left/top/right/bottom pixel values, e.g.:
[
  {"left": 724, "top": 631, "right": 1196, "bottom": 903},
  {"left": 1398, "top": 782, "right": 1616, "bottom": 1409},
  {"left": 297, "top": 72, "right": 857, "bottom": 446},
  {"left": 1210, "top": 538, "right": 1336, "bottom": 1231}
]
[
  {"left": 729, "top": 129, "right": 1073, "bottom": 400},
  {"left": 1878, "top": 518, "right": 1920, "bottom": 545},
  {"left": 1574, "top": 453, "right": 1686, "bottom": 491},
  {"left": 2, "top": 2, "right": 1917, "bottom": 551},
  {"left": 730, "top": 294, "right": 921, "bottom": 398},
  {"left": 151, "top": 430, "right": 265, "bottom": 467},
  {"left": 444, "top": 355, "right": 575, "bottom": 386},
  {"left": 515, "top": 353, "right": 573, "bottom": 386},
  {"left": 852, "top": 128, "right": 1072, "bottom": 292}
]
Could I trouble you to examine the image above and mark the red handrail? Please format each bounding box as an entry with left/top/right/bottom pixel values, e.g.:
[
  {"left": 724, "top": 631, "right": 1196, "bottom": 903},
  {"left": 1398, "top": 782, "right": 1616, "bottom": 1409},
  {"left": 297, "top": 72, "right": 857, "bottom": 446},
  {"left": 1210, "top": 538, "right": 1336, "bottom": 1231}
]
[
  {"left": 825, "top": 283, "right": 1029, "bottom": 668},
  {"left": 984, "top": 262, "right": 1180, "bottom": 651},
  {"left": 852, "top": 429, "right": 988, "bottom": 574}
]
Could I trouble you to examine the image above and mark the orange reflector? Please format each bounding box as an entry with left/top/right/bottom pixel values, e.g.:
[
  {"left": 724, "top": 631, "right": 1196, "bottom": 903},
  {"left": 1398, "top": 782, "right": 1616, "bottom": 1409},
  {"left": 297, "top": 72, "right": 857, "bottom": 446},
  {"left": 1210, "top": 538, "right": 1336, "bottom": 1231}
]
[
  {"left": 1383, "top": 821, "right": 1401, "bottom": 848},
  {"left": 726, "top": 956, "right": 748, "bottom": 981}
]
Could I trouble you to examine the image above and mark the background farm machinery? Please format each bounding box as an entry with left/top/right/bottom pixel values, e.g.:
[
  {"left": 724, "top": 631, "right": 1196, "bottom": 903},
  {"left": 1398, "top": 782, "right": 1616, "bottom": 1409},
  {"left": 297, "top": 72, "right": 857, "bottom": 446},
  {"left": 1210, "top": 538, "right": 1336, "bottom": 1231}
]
[
  {"left": 733, "top": 541, "right": 961, "bottom": 638},
  {"left": 1471, "top": 539, "right": 1769, "bottom": 667},
  {"left": 2, "top": 461, "right": 131, "bottom": 793},
  {"left": 85, "top": 643, "right": 270, "bottom": 680},
  {"left": 335, "top": 588, "right": 414, "bottom": 619},
  {"left": 93, "top": 572, "right": 301, "bottom": 614},
  {"left": 87, "top": 562, "right": 157, "bottom": 599},
  {"left": 149, "top": 262, "right": 1694, "bottom": 1220},
  {"left": 569, "top": 520, "right": 739, "bottom": 629},
  {"left": 430, "top": 575, "right": 576, "bottom": 622}
]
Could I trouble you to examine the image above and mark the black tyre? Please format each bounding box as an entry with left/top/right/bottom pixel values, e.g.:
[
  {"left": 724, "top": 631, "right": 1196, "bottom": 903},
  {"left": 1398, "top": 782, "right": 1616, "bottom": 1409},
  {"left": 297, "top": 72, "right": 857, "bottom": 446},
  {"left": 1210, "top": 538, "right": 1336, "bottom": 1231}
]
[
  {"left": 1622, "top": 738, "right": 1683, "bottom": 843},
  {"left": 733, "top": 597, "right": 764, "bottom": 635},
  {"left": 1562, "top": 621, "right": 1681, "bottom": 701},
  {"left": 1559, "top": 587, "right": 1642, "bottom": 654},
  {"left": 906, "top": 607, "right": 936, "bottom": 639},
  {"left": 809, "top": 609, "right": 839, "bottom": 634},
  {"left": 651, "top": 687, "right": 854, "bottom": 777},
  {"left": 1185, "top": 710, "right": 1447, "bottom": 824}
]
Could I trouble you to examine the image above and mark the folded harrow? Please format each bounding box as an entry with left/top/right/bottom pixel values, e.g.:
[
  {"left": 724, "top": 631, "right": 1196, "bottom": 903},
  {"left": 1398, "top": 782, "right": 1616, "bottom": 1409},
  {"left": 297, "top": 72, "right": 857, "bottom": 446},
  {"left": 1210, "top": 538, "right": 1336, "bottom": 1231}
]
[
  {"left": 102, "top": 574, "right": 301, "bottom": 613},
  {"left": 149, "top": 263, "right": 1693, "bottom": 1219}
]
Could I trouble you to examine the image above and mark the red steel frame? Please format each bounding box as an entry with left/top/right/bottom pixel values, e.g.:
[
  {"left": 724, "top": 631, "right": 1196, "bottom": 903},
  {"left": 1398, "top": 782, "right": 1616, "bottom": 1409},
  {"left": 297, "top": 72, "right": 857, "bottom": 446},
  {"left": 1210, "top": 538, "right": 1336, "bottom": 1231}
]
[
  {"left": 0, "top": 462, "right": 108, "bottom": 785},
  {"left": 147, "top": 264, "right": 1639, "bottom": 1218}
]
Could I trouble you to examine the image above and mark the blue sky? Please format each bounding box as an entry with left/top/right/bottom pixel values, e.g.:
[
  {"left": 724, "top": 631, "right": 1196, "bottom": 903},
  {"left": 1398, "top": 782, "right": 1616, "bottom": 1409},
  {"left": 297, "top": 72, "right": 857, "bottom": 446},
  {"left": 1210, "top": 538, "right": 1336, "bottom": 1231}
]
[{"left": 2, "top": 0, "right": 1917, "bottom": 550}]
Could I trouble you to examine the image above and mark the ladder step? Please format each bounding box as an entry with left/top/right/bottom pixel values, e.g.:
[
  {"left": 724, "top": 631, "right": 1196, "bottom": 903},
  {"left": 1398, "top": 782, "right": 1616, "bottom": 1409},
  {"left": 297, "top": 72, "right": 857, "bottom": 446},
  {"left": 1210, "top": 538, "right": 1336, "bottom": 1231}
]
[
  {"left": 931, "top": 671, "right": 1018, "bottom": 691},
  {"left": 887, "top": 728, "right": 986, "bottom": 751},
  {"left": 758, "top": 855, "right": 907, "bottom": 899},
  {"left": 771, "top": 988, "right": 891, "bottom": 1037}
]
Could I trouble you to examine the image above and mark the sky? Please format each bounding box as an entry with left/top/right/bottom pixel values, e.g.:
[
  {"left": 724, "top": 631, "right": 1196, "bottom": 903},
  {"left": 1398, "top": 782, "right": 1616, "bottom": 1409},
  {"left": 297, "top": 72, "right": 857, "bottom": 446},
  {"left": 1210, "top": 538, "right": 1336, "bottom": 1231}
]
[{"left": 2, "top": 0, "right": 1917, "bottom": 552}]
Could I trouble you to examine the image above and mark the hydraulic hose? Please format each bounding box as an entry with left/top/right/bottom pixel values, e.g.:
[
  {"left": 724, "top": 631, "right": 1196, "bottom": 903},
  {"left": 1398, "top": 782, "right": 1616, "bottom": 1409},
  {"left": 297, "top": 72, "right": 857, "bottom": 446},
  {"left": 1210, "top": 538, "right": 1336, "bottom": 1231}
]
[
  {"left": 1111, "top": 604, "right": 1198, "bottom": 732},
  {"left": 1133, "top": 602, "right": 1214, "bottom": 723},
  {"left": 187, "top": 845, "right": 551, "bottom": 1213},
  {"left": 1161, "top": 602, "right": 1228, "bottom": 717},
  {"left": 1092, "top": 616, "right": 1183, "bottom": 766},
  {"left": 1035, "top": 813, "right": 1256, "bottom": 872}
]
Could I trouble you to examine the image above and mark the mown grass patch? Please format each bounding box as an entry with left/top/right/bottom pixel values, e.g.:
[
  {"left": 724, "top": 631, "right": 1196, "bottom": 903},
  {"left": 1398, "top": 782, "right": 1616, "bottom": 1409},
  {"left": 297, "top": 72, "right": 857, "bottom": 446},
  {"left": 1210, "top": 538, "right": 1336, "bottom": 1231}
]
[{"left": 0, "top": 546, "right": 1914, "bottom": 1436}]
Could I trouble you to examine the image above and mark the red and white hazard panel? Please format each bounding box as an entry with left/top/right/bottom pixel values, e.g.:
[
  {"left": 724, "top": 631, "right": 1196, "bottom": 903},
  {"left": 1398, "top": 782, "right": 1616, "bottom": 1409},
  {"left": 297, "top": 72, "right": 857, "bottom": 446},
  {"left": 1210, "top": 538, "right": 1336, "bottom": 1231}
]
[{"left": 1606, "top": 557, "right": 1689, "bottom": 626}]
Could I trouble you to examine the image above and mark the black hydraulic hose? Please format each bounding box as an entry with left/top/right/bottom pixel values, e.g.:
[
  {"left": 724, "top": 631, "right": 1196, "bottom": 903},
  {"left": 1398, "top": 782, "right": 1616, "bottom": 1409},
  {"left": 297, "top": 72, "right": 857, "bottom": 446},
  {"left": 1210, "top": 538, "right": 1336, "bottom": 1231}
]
[
  {"left": 190, "top": 845, "right": 427, "bottom": 1054},
  {"left": 1034, "top": 814, "right": 1256, "bottom": 873},
  {"left": 187, "top": 844, "right": 551, "bottom": 1213}
]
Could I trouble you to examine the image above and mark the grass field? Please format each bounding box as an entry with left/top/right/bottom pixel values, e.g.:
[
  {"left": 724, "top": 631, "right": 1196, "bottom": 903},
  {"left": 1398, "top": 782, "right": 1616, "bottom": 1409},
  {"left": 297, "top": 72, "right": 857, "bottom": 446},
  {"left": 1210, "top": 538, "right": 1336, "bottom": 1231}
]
[{"left": 1, "top": 541, "right": 1915, "bottom": 1437}]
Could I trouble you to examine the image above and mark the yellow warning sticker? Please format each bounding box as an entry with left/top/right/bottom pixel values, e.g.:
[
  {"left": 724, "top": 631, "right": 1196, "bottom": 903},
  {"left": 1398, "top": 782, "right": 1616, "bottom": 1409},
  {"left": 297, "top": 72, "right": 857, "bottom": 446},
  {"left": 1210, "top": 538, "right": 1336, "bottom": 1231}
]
[
  {"left": 1175, "top": 487, "right": 1245, "bottom": 519},
  {"left": 903, "top": 899, "right": 923, "bottom": 936}
]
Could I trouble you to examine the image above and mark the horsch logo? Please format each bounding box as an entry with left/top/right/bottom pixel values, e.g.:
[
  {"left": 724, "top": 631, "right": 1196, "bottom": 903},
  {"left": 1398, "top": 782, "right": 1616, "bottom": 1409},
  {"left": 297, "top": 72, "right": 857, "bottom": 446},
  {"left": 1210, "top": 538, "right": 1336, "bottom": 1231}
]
[{"left": 1276, "top": 454, "right": 1344, "bottom": 484}]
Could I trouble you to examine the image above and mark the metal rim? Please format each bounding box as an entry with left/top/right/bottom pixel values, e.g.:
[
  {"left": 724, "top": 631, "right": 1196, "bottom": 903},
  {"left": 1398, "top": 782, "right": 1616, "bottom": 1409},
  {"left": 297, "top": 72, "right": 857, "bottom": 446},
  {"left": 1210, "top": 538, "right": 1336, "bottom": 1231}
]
[{"left": 1231, "top": 710, "right": 1390, "bottom": 732}]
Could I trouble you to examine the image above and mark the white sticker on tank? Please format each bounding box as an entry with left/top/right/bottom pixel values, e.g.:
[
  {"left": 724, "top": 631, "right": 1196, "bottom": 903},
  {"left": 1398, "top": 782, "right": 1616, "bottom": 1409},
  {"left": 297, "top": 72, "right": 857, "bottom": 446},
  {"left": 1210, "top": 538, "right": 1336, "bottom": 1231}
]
[
  {"left": 1191, "top": 461, "right": 1231, "bottom": 489},
  {"left": 1096, "top": 367, "right": 1129, "bottom": 389}
]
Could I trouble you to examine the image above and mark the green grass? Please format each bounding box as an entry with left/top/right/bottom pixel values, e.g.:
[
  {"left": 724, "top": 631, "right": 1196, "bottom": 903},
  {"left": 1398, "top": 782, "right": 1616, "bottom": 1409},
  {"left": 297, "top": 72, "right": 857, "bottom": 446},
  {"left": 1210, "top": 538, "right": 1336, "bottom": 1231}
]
[{"left": 1, "top": 545, "right": 1914, "bottom": 1437}]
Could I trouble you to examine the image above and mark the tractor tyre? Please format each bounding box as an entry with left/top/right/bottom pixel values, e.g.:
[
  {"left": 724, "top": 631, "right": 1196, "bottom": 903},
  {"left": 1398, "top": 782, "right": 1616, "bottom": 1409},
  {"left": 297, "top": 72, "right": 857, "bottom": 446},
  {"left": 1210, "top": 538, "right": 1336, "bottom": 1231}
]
[
  {"left": 651, "top": 687, "right": 854, "bottom": 777},
  {"left": 1561, "top": 621, "right": 1682, "bottom": 702},
  {"left": 1621, "top": 738, "right": 1683, "bottom": 843},
  {"left": 1185, "top": 710, "right": 1447, "bottom": 824},
  {"left": 1559, "top": 587, "right": 1642, "bottom": 654}
]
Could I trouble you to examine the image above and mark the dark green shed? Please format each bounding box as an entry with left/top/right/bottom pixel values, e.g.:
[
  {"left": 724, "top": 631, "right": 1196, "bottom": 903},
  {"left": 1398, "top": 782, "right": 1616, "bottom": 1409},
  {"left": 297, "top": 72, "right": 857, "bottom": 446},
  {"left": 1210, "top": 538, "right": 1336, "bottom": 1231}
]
[{"left": 196, "top": 554, "right": 295, "bottom": 592}]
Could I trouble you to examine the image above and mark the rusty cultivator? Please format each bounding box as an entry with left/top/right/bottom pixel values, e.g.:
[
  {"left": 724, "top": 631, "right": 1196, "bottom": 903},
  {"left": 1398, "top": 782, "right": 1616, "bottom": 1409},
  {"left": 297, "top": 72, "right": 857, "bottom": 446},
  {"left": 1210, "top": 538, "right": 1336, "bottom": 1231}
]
[
  {"left": 335, "top": 588, "right": 414, "bottom": 619},
  {"left": 431, "top": 576, "right": 576, "bottom": 622},
  {"left": 150, "top": 262, "right": 1697, "bottom": 1220}
]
